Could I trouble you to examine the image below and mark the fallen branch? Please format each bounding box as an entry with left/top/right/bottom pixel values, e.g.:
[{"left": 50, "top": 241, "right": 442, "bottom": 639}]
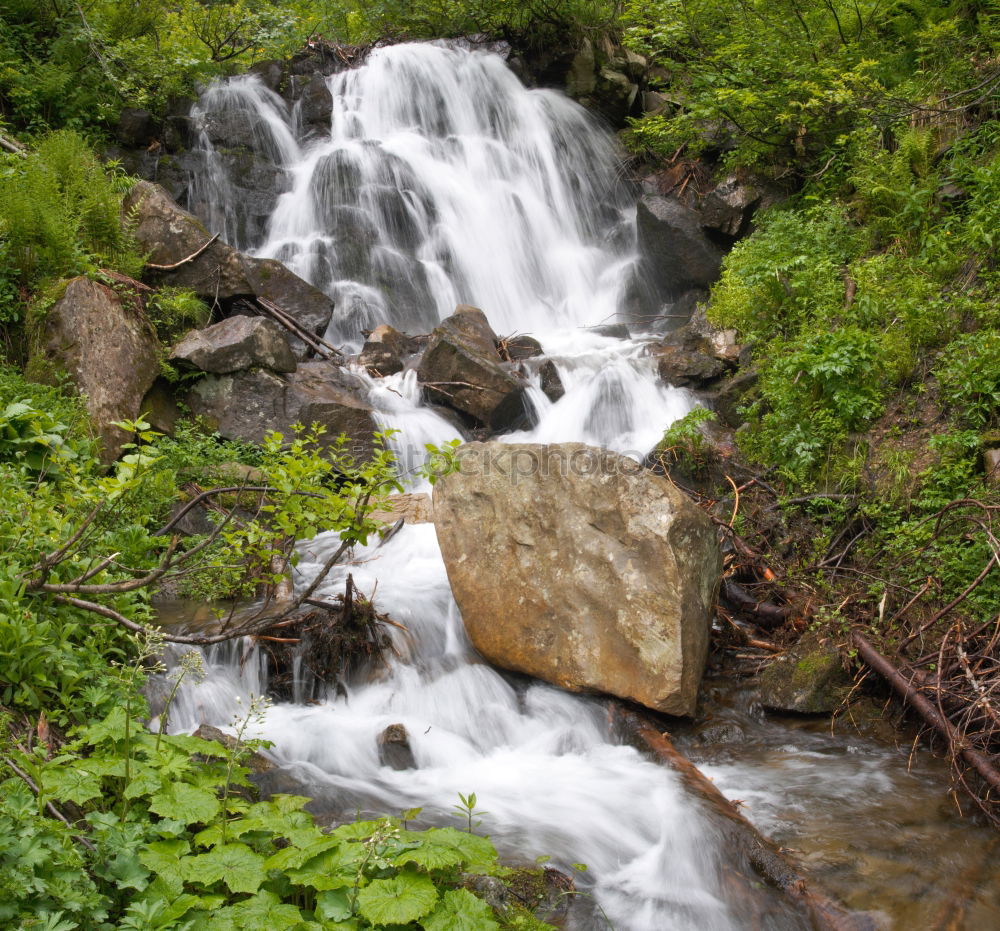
[
  {"left": 146, "top": 234, "right": 220, "bottom": 271},
  {"left": 720, "top": 578, "right": 794, "bottom": 628},
  {"left": 851, "top": 631, "right": 1000, "bottom": 798},
  {"left": 257, "top": 297, "right": 342, "bottom": 359},
  {"left": 614, "top": 707, "right": 874, "bottom": 931}
]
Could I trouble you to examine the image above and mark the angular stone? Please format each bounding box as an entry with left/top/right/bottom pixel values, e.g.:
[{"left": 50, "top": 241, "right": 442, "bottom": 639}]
[
  {"left": 124, "top": 182, "right": 335, "bottom": 356},
  {"left": 433, "top": 442, "right": 721, "bottom": 715},
  {"left": 539, "top": 360, "right": 565, "bottom": 403},
  {"left": 757, "top": 632, "right": 852, "bottom": 714},
  {"left": 417, "top": 306, "right": 526, "bottom": 425},
  {"left": 653, "top": 345, "right": 728, "bottom": 388},
  {"left": 377, "top": 723, "right": 416, "bottom": 771},
  {"left": 187, "top": 360, "right": 377, "bottom": 462},
  {"left": 358, "top": 324, "right": 418, "bottom": 376},
  {"left": 368, "top": 493, "right": 433, "bottom": 527},
  {"left": 565, "top": 39, "right": 597, "bottom": 97},
  {"left": 637, "top": 195, "right": 723, "bottom": 299},
  {"left": 698, "top": 175, "right": 762, "bottom": 239},
  {"left": 34, "top": 277, "right": 159, "bottom": 463},
  {"left": 170, "top": 315, "right": 296, "bottom": 374}
]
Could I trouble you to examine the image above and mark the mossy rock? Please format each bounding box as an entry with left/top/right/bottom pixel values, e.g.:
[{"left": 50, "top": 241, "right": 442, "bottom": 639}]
[{"left": 757, "top": 631, "right": 853, "bottom": 714}]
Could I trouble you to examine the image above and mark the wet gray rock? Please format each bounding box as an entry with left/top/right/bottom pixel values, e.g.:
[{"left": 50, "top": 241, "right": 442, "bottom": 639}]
[
  {"left": 358, "top": 324, "right": 418, "bottom": 376},
  {"left": 32, "top": 277, "right": 159, "bottom": 464},
  {"left": 637, "top": 195, "right": 723, "bottom": 300},
  {"left": 704, "top": 369, "right": 760, "bottom": 428},
  {"left": 565, "top": 40, "right": 597, "bottom": 97},
  {"left": 170, "top": 315, "right": 296, "bottom": 374},
  {"left": 699, "top": 175, "right": 762, "bottom": 239},
  {"left": 653, "top": 344, "right": 728, "bottom": 388},
  {"left": 417, "top": 305, "right": 527, "bottom": 426},
  {"left": 433, "top": 442, "right": 721, "bottom": 715},
  {"left": 116, "top": 107, "right": 160, "bottom": 148},
  {"left": 291, "top": 73, "right": 334, "bottom": 132},
  {"left": 377, "top": 723, "right": 416, "bottom": 771},
  {"left": 539, "top": 360, "right": 565, "bottom": 403},
  {"left": 501, "top": 333, "right": 543, "bottom": 362},
  {"left": 587, "top": 323, "right": 631, "bottom": 340},
  {"left": 187, "top": 360, "right": 377, "bottom": 461}
]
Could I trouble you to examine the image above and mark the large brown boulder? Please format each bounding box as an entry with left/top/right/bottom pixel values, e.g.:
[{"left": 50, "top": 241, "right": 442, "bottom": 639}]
[
  {"left": 124, "top": 181, "right": 334, "bottom": 353},
  {"left": 32, "top": 277, "right": 159, "bottom": 463},
  {"left": 417, "top": 306, "right": 529, "bottom": 429},
  {"left": 186, "top": 360, "right": 377, "bottom": 461},
  {"left": 433, "top": 442, "right": 721, "bottom": 715}
]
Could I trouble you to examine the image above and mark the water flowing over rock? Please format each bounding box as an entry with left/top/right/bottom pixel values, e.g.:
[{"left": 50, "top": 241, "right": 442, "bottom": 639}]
[
  {"left": 185, "top": 44, "right": 647, "bottom": 344},
  {"left": 170, "top": 315, "right": 296, "bottom": 374},
  {"left": 433, "top": 442, "right": 721, "bottom": 715},
  {"left": 32, "top": 277, "right": 159, "bottom": 463}
]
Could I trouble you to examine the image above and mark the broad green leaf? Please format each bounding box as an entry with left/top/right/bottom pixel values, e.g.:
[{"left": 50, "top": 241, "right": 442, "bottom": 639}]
[
  {"left": 356, "top": 870, "right": 438, "bottom": 926},
  {"left": 423, "top": 889, "right": 501, "bottom": 931},
  {"left": 184, "top": 842, "right": 266, "bottom": 894},
  {"left": 408, "top": 827, "right": 499, "bottom": 873},
  {"left": 138, "top": 839, "right": 189, "bottom": 894},
  {"left": 285, "top": 847, "right": 355, "bottom": 892},
  {"left": 149, "top": 783, "right": 220, "bottom": 825},
  {"left": 41, "top": 765, "right": 102, "bottom": 805},
  {"left": 222, "top": 890, "right": 304, "bottom": 930},
  {"left": 264, "top": 835, "right": 342, "bottom": 872},
  {"left": 315, "top": 888, "right": 352, "bottom": 922}
]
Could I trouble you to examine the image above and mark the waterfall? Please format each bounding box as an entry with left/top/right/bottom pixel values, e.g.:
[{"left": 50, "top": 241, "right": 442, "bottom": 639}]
[{"left": 170, "top": 42, "right": 811, "bottom": 930}]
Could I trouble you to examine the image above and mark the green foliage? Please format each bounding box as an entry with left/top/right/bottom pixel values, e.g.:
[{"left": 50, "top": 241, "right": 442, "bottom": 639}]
[
  {"left": 1, "top": 707, "right": 510, "bottom": 929},
  {"left": 935, "top": 331, "right": 1000, "bottom": 430},
  {"left": 0, "top": 130, "right": 142, "bottom": 301},
  {"left": 145, "top": 289, "right": 210, "bottom": 346},
  {"left": 656, "top": 406, "right": 716, "bottom": 471},
  {"left": 622, "top": 0, "right": 990, "bottom": 168}
]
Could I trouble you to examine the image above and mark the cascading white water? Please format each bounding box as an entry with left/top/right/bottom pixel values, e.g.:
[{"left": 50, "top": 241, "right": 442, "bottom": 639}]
[{"left": 170, "top": 42, "right": 814, "bottom": 930}]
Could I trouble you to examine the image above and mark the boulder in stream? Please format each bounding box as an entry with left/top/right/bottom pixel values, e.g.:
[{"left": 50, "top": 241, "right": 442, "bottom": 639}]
[
  {"left": 124, "top": 181, "right": 335, "bottom": 355},
  {"left": 637, "top": 194, "right": 723, "bottom": 300},
  {"left": 358, "top": 324, "right": 418, "bottom": 376},
  {"left": 377, "top": 723, "right": 416, "bottom": 771},
  {"left": 433, "top": 442, "right": 721, "bottom": 715},
  {"left": 756, "top": 631, "right": 853, "bottom": 714},
  {"left": 417, "top": 305, "right": 529, "bottom": 428}
]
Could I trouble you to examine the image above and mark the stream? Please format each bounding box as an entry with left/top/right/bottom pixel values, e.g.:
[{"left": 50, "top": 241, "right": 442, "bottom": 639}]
[{"left": 164, "top": 41, "right": 1000, "bottom": 929}]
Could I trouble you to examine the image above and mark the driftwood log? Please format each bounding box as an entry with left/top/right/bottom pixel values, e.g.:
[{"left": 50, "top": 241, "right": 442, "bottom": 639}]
[{"left": 614, "top": 706, "right": 877, "bottom": 931}]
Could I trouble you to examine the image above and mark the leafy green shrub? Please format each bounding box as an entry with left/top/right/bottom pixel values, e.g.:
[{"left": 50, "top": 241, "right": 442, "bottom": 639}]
[
  {"left": 708, "top": 205, "right": 864, "bottom": 343},
  {"left": 655, "top": 407, "right": 717, "bottom": 471},
  {"left": 935, "top": 331, "right": 1000, "bottom": 429},
  {"left": 743, "top": 327, "right": 885, "bottom": 483},
  {"left": 0, "top": 131, "right": 142, "bottom": 293},
  {"left": 1, "top": 706, "right": 518, "bottom": 930}
]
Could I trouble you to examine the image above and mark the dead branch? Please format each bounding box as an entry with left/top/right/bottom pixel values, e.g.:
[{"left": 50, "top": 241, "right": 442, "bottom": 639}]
[
  {"left": 146, "top": 234, "right": 220, "bottom": 271},
  {"left": 852, "top": 631, "right": 1000, "bottom": 803}
]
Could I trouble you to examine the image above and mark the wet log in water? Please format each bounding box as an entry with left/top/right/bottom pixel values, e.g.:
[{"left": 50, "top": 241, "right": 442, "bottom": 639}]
[{"left": 614, "top": 706, "right": 877, "bottom": 931}]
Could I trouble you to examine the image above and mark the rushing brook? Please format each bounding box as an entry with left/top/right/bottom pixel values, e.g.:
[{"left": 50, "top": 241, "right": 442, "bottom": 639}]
[{"left": 166, "top": 42, "right": 1000, "bottom": 929}]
